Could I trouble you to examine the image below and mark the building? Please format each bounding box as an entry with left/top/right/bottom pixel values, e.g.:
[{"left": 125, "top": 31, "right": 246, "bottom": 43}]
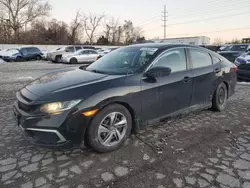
[
  {"left": 154, "top": 36, "right": 210, "bottom": 46},
  {"left": 242, "top": 38, "right": 250, "bottom": 43}
]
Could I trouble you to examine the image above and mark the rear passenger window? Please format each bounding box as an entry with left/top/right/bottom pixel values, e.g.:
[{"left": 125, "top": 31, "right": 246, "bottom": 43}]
[
  {"left": 26, "top": 48, "right": 33, "bottom": 53},
  {"left": 189, "top": 49, "right": 212, "bottom": 68},
  {"left": 89, "top": 50, "right": 97, "bottom": 54},
  {"left": 212, "top": 56, "right": 221, "bottom": 64}
]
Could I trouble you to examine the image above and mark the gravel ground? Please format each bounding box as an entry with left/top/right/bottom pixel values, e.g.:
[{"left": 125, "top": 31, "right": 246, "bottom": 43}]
[{"left": 1, "top": 61, "right": 250, "bottom": 188}]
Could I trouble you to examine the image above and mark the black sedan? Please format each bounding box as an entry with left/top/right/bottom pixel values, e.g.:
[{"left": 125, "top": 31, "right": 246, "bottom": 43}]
[
  {"left": 218, "top": 44, "right": 250, "bottom": 62},
  {"left": 13, "top": 44, "right": 237, "bottom": 152}
]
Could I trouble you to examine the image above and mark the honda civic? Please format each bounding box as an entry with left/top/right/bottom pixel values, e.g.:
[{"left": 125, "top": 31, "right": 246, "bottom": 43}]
[{"left": 13, "top": 44, "right": 237, "bottom": 152}]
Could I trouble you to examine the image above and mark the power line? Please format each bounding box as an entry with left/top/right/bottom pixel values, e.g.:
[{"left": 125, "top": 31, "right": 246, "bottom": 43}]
[
  {"left": 145, "top": 10, "right": 250, "bottom": 32},
  {"left": 162, "top": 5, "right": 167, "bottom": 39},
  {"left": 140, "top": 17, "right": 160, "bottom": 27},
  {"left": 168, "top": 1, "right": 250, "bottom": 19},
  {"left": 168, "top": 11, "right": 250, "bottom": 27},
  {"left": 166, "top": 26, "right": 250, "bottom": 37},
  {"left": 133, "top": 15, "right": 160, "bottom": 26},
  {"left": 168, "top": 0, "right": 248, "bottom": 17},
  {"left": 141, "top": 2, "right": 249, "bottom": 30}
]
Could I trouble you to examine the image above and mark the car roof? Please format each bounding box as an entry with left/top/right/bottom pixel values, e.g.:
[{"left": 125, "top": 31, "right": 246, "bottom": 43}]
[{"left": 128, "top": 43, "right": 200, "bottom": 50}]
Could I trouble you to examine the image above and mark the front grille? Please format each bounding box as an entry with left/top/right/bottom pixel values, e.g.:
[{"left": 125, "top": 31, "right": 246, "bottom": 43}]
[
  {"left": 26, "top": 131, "right": 60, "bottom": 144},
  {"left": 18, "top": 101, "right": 37, "bottom": 113}
]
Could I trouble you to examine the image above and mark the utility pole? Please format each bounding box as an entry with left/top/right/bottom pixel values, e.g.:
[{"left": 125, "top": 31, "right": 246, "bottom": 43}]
[{"left": 162, "top": 5, "right": 167, "bottom": 39}]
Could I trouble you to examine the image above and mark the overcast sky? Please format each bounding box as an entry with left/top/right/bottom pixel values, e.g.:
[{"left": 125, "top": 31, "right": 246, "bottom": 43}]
[{"left": 48, "top": 0, "right": 250, "bottom": 43}]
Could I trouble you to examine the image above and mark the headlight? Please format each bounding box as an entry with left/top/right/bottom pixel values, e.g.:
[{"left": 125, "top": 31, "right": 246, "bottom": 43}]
[{"left": 40, "top": 100, "right": 81, "bottom": 114}]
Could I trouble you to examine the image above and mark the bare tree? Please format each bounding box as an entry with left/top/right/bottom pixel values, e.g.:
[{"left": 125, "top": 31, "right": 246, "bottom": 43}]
[
  {"left": 0, "top": 0, "right": 51, "bottom": 42},
  {"left": 69, "top": 11, "right": 82, "bottom": 44},
  {"left": 83, "top": 13, "right": 105, "bottom": 44},
  {"left": 213, "top": 38, "right": 223, "bottom": 45},
  {"left": 230, "top": 38, "right": 241, "bottom": 44},
  {"left": 123, "top": 20, "right": 143, "bottom": 44}
]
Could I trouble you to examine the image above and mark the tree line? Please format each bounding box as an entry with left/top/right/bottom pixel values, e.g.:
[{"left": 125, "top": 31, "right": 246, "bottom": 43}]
[{"left": 0, "top": 0, "right": 144, "bottom": 45}]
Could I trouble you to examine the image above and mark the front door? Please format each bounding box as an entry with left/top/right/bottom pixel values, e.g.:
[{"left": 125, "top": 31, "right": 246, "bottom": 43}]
[{"left": 141, "top": 48, "right": 193, "bottom": 121}]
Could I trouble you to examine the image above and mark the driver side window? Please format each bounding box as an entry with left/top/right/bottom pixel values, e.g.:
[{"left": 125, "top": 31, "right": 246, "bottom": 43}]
[{"left": 153, "top": 48, "right": 187, "bottom": 73}]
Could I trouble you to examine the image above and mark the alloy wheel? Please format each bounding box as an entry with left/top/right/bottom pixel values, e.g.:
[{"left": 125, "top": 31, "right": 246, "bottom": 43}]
[
  {"left": 98, "top": 112, "right": 128, "bottom": 147},
  {"left": 218, "top": 87, "right": 226, "bottom": 105}
]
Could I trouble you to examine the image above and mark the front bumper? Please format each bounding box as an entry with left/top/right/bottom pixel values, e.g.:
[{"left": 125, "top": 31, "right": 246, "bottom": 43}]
[
  {"left": 2, "top": 56, "right": 16, "bottom": 61},
  {"left": 13, "top": 99, "right": 91, "bottom": 148}
]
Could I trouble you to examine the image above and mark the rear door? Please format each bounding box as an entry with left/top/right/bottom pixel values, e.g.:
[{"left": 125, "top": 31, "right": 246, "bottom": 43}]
[
  {"left": 78, "top": 50, "right": 90, "bottom": 62},
  {"left": 88, "top": 50, "right": 98, "bottom": 62},
  {"left": 188, "top": 48, "right": 220, "bottom": 106}
]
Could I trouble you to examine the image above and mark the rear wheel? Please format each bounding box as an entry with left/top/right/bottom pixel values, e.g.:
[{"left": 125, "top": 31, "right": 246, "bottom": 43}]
[
  {"left": 212, "top": 82, "right": 228, "bottom": 111},
  {"left": 70, "top": 58, "right": 78, "bottom": 64},
  {"left": 86, "top": 104, "right": 132, "bottom": 153}
]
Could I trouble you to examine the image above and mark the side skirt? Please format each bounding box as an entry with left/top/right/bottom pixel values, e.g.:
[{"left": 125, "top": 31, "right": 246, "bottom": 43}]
[{"left": 136, "top": 103, "right": 212, "bottom": 132}]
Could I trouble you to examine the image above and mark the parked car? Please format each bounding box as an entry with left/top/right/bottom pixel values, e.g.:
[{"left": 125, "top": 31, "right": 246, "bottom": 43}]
[
  {"left": 13, "top": 44, "right": 237, "bottom": 152},
  {"left": 61, "top": 49, "right": 99, "bottom": 64},
  {"left": 41, "top": 50, "right": 49, "bottom": 60},
  {"left": 2, "top": 47, "right": 42, "bottom": 62},
  {"left": 234, "top": 51, "right": 250, "bottom": 81},
  {"left": 218, "top": 44, "right": 250, "bottom": 62},
  {"left": 200, "top": 45, "right": 222, "bottom": 52},
  {"left": 47, "top": 46, "right": 95, "bottom": 63},
  {"left": 217, "top": 45, "right": 231, "bottom": 52},
  {"left": 97, "top": 47, "right": 119, "bottom": 59},
  {"left": 0, "top": 49, "right": 12, "bottom": 59}
]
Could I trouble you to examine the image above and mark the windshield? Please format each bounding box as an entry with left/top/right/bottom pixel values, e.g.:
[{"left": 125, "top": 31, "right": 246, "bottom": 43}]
[
  {"left": 219, "top": 46, "right": 230, "bottom": 51},
  {"left": 86, "top": 47, "right": 159, "bottom": 75},
  {"left": 8, "top": 49, "right": 19, "bottom": 54},
  {"left": 228, "top": 45, "right": 248, "bottom": 52}
]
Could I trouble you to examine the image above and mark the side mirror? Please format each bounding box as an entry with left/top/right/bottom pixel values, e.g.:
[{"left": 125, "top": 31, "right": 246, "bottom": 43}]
[
  {"left": 145, "top": 66, "right": 171, "bottom": 78},
  {"left": 65, "top": 49, "right": 70, "bottom": 52}
]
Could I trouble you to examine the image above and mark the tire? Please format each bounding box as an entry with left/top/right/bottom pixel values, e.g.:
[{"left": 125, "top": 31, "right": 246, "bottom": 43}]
[
  {"left": 86, "top": 104, "right": 132, "bottom": 153},
  {"left": 16, "top": 56, "right": 22, "bottom": 62},
  {"left": 212, "top": 82, "right": 228, "bottom": 111},
  {"left": 36, "top": 55, "right": 42, "bottom": 61},
  {"left": 70, "top": 58, "right": 78, "bottom": 64},
  {"left": 55, "top": 55, "right": 62, "bottom": 63}
]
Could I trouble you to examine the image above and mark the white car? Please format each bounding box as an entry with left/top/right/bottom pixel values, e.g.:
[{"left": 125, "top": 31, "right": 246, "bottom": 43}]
[
  {"left": 0, "top": 48, "right": 18, "bottom": 58},
  {"left": 61, "top": 49, "right": 99, "bottom": 64}
]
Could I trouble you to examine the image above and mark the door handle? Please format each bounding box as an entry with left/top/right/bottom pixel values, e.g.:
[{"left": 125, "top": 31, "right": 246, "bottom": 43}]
[
  {"left": 214, "top": 68, "right": 221, "bottom": 73},
  {"left": 183, "top": 76, "right": 192, "bottom": 83}
]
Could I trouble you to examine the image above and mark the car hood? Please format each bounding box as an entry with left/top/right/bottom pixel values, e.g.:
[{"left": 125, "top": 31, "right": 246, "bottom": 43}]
[{"left": 25, "top": 68, "right": 110, "bottom": 97}]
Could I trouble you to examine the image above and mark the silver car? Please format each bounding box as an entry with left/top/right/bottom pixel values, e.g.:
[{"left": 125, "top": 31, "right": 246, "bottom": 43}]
[{"left": 61, "top": 49, "right": 99, "bottom": 64}]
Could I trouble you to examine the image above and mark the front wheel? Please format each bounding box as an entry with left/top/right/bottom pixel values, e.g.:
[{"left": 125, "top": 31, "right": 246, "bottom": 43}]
[
  {"left": 212, "top": 82, "right": 228, "bottom": 111},
  {"left": 16, "top": 56, "right": 22, "bottom": 62},
  {"left": 86, "top": 104, "right": 132, "bottom": 153}
]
